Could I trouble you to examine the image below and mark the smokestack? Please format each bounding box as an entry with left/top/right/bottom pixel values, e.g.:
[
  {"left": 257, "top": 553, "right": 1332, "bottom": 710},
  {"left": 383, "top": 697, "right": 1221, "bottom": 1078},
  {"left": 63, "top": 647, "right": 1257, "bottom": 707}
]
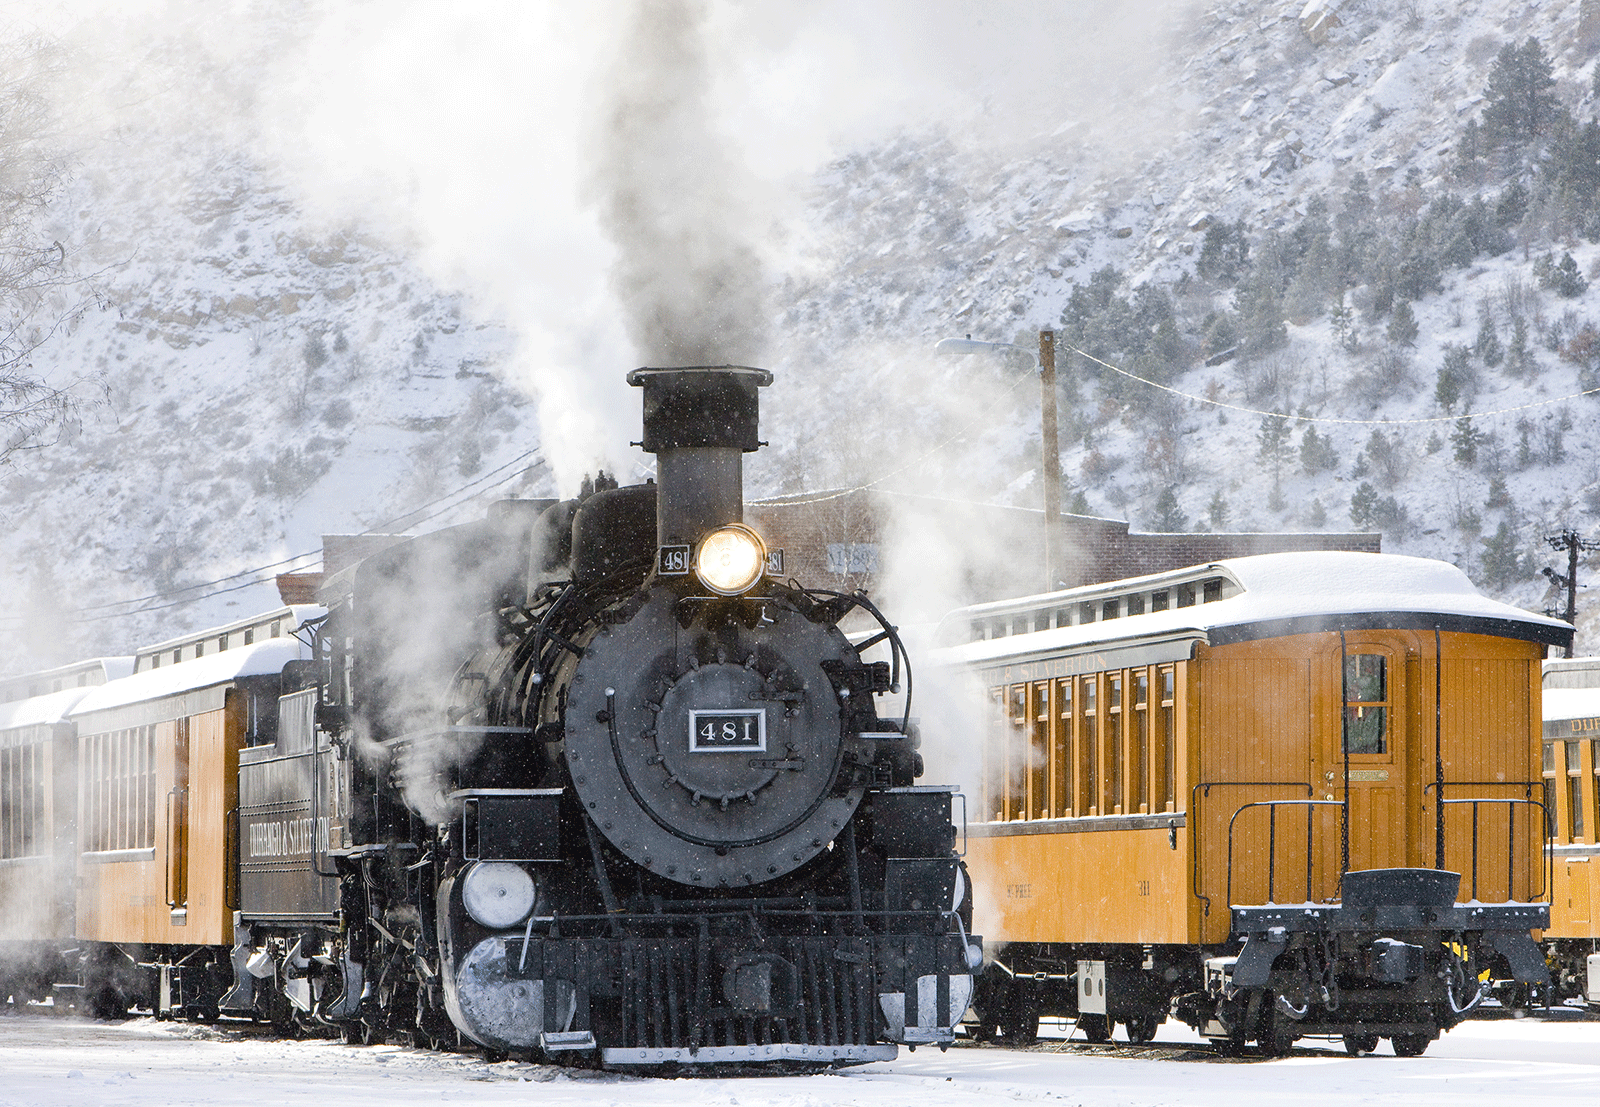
[{"left": 626, "top": 366, "right": 772, "bottom": 548}]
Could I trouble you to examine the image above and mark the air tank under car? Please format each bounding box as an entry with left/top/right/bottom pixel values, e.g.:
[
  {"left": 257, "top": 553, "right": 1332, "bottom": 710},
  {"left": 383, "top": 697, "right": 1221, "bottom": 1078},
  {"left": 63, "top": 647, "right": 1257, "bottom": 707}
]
[{"left": 309, "top": 365, "right": 978, "bottom": 1067}]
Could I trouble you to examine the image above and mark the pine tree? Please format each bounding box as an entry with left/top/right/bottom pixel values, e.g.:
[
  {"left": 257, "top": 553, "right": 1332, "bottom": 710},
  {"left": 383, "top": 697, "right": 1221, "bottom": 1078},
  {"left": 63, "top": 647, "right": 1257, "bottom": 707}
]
[
  {"left": 1329, "top": 291, "right": 1358, "bottom": 351},
  {"left": 1386, "top": 299, "right": 1419, "bottom": 347},
  {"left": 1548, "top": 253, "right": 1589, "bottom": 297},
  {"left": 1151, "top": 487, "right": 1188, "bottom": 531},
  {"left": 1207, "top": 489, "right": 1229, "bottom": 529},
  {"left": 1451, "top": 417, "right": 1481, "bottom": 466},
  {"left": 1197, "top": 219, "right": 1250, "bottom": 284},
  {"left": 1299, "top": 425, "right": 1339, "bottom": 473},
  {"left": 1349, "top": 482, "right": 1379, "bottom": 529},
  {"left": 1239, "top": 269, "right": 1289, "bottom": 355},
  {"left": 1480, "top": 521, "right": 1524, "bottom": 588},
  {"left": 1482, "top": 37, "right": 1561, "bottom": 145},
  {"left": 1436, "top": 344, "right": 1475, "bottom": 410},
  {"left": 1476, "top": 311, "right": 1504, "bottom": 367},
  {"left": 1508, "top": 316, "right": 1532, "bottom": 378},
  {"left": 1257, "top": 414, "right": 1293, "bottom": 480},
  {"left": 1364, "top": 427, "right": 1405, "bottom": 487},
  {"left": 1454, "top": 117, "right": 1484, "bottom": 181}
]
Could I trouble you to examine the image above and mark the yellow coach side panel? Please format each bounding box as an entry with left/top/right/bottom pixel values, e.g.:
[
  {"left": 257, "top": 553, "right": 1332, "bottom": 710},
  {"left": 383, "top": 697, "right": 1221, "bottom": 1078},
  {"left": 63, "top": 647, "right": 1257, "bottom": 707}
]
[
  {"left": 182, "top": 703, "right": 243, "bottom": 944},
  {"left": 75, "top": 702, "right": 241, "bottom": 947},
  {"left": 968, "top": 824, "right": 1191, "bottom": 945},
  {"left": 1546, "top": 729, "right": 1599, "bottom": 938},
  {"left": 1548, "top": 853, "right": 1596, "bottom": 937}
]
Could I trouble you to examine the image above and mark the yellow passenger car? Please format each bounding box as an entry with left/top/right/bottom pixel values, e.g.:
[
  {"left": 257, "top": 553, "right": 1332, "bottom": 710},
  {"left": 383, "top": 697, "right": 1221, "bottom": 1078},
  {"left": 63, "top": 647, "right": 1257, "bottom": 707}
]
[
  {"left": 936, "top": 552, "right": 1568, "bottom": 1056},
  {"left": 0, "top": 659, "right": 133, "bottom": 1007},
  {"left": 1540, "top": 657, "right": 1600, "bottom": 1003}
]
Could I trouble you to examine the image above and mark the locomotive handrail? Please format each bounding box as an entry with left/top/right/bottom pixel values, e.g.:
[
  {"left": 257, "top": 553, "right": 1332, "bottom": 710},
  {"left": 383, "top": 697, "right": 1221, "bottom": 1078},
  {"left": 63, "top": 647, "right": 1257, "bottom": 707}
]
[
  {"left": 1423, "top": 779, "right": 1542, "bottom": 797},
  {"left": 1436, "top": 796, "right": 1550, "bottom": 902},
  {"left": 164, "top": 789, "right": 177, "bottom": 909},
  {"left": 800, "top": 587, "right": 913, "bottom": 734},
  {"left": 1225, "top": 799, "right": 1344, "bottom": 909},
  {"left": 309, "top": 726, "right": 339, "bottom": 878},
  {"left": 1190, "top": 781, "right": 1312, "bottom": 917}
]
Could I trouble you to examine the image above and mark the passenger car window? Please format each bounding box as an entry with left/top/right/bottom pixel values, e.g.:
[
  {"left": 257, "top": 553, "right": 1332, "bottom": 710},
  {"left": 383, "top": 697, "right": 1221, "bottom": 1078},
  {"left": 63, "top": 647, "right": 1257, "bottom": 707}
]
[{"left": 1342, "top": 654, "right": 1387, "bottom": 755}]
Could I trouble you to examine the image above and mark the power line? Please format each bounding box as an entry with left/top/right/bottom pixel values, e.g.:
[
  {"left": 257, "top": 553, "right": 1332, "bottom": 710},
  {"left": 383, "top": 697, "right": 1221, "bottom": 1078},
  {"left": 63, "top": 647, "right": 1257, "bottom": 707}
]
[
  {"left": 1, "top": 448, "right": 547, "bottom": 626},
  {"left": 748, "top": 364, "right": 1036, "bottom": 507},
  {"left": 1065, "top": 342, "right": 1600, "bottom": 425}
]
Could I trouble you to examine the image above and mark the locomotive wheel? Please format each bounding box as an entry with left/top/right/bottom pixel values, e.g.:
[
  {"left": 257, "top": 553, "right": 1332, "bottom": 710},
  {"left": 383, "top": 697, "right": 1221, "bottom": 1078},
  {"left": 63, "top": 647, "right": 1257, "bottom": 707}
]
[
  {"left": 998, "top": 996, "right": 1039, "bottom": 1046},
  {"left": 1390, "top": 1033, "right": 1431, "bottom": 1057},
  {"left": 1258, "top": 1023, "right": 1296, "bottom": 1057},
  {"left": 341, "top": 1021, "right": 383, "bottom": 1046},
  {"left": 1343, "top": 1033, "right": 1380, "bottom": 1056},
  {"left": 1075, "top": 1014, "right": 1111, "bottom": 1043},
  {"left": 1210, "top": 1031, "right": 1249, "bottom": 1056},
  {"left": 89, "top": 986, "right": 128, "bottom": 1021},
  {"left": 1123, "top": 1014, "right": 1160, "bottom": 1044}
]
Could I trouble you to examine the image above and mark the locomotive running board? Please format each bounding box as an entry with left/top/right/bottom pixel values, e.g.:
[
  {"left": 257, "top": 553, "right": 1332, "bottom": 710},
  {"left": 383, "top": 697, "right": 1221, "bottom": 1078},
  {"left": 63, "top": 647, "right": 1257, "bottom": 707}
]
[
  {"left": 601, "top": 1043, "right": 896, "bottom": 1065},
  {"left": 540, "top": 1030, "right": 596, "bottom": 1052}
]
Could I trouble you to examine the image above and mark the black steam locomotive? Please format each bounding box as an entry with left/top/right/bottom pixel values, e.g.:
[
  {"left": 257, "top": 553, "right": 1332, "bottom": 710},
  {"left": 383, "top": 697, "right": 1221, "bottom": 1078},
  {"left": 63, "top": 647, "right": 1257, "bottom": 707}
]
[{"left": 231, "top": 367, "right": 978, "bottom": 1066}]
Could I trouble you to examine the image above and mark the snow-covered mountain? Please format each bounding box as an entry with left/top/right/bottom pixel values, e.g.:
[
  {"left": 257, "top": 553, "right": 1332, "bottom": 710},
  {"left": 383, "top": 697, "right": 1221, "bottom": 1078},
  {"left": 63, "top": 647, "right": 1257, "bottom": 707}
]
[{"left": 2, "top": 0, "right": 1598, "bottom": 674}]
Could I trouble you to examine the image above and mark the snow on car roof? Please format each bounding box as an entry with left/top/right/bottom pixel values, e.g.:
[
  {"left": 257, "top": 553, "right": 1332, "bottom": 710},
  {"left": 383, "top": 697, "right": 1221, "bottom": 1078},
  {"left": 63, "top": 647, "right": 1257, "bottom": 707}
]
[
  {"left": 0, "top": 658, "right": 136, "bottom": 730},
  {"left": 941, "top": 552, "right": 1570, "bottom": 665},
  {"left": 1543, "top": 686, "right": 1600, "bottom": 723},
  {"left": 70, "top": 640, "right": 307, "bottom": 717}
]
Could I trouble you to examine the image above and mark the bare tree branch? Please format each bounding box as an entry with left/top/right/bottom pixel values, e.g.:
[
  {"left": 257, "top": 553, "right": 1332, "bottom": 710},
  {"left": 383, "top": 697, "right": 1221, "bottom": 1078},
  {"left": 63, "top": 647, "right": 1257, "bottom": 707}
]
[{"left": 0, "top": 34, "right": 98, "bottom": 467}]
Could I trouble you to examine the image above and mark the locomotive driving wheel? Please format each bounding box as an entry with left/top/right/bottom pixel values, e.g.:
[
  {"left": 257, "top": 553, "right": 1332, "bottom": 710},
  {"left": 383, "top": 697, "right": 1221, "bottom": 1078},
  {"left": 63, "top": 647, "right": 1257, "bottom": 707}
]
[
  {"left": 1342, "top": 1032, "right": 1380, "bottom": 1056},
  {"left": 1123, "top": 1013, "right": 1161, "bottom": 1043},
  {"left": 1390, "top": 1033, "right": 1431, "bottom": 1057},
  {"left": 1075, "top": 1013, "right": 1110, "bottom": 1043}
]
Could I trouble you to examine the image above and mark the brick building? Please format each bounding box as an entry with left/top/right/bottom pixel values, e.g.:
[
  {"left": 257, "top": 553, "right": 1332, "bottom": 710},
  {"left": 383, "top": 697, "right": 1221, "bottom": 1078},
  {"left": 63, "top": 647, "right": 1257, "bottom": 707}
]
[
  {"left": 277, "top": 493, "right": 1379, "bottom": 614},
  {"left": 748, "top": 488, "right": 1378, "bottom": 607}
]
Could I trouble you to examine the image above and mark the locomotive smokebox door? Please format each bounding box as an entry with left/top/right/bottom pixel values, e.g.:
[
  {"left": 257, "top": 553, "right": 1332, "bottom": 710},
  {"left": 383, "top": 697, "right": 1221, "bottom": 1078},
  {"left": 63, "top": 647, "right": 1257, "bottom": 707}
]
[{"left": 564, "top": 592, "right": 863, "bottom": 886}]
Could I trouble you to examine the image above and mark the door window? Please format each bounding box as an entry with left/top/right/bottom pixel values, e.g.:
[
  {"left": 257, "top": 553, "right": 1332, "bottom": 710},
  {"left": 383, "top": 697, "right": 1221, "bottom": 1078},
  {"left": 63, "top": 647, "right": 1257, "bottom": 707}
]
[{"left": 1342, "top": 653, "right": 1388, "bottom": 755}]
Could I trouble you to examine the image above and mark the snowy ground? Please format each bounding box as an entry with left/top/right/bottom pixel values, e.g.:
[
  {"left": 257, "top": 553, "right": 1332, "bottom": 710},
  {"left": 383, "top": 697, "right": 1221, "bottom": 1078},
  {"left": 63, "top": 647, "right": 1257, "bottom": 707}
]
[{"left": 2, "top": 1010, "right": 1597, "bottom": 1107}]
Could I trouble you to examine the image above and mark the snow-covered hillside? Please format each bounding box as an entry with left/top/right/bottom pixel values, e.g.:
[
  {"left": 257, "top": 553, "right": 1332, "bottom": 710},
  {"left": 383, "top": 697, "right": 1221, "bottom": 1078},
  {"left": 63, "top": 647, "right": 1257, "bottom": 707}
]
[
  {"left": 761, "top": 0, "right": 1600, "bottom": 643},
  {"left": 2, "top": 0, "right": 1599, "bottom": 673}
]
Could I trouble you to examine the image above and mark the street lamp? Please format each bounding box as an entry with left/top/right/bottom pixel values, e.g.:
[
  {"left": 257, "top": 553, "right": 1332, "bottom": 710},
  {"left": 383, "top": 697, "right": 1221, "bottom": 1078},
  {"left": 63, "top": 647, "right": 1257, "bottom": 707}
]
[{"left": 935, "top": 330, "right": 1064, "bottom": 593}]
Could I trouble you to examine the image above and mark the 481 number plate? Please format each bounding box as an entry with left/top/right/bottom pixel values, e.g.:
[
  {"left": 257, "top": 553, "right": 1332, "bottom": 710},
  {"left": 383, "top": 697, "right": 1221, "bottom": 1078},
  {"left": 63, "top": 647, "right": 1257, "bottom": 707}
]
[{"left": 688, "top": 709, "right": 767, "bottom": 752}]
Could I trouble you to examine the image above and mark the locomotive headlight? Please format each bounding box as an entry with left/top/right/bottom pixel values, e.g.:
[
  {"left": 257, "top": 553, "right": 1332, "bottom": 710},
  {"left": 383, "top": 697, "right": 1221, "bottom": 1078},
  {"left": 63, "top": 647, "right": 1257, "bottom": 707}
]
[
  {"left": 461, "top": 862, "right": 537, "bottom": 929},
  {"left": 695, "top": 524, "right": 767, "bottom": 595}
]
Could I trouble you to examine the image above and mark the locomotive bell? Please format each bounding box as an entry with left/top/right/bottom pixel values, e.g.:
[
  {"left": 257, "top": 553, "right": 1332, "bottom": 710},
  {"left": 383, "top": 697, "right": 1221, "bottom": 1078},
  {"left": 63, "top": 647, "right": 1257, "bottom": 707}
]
[{"left": 626, "top": 366, "right": 772, "bottom": 552}]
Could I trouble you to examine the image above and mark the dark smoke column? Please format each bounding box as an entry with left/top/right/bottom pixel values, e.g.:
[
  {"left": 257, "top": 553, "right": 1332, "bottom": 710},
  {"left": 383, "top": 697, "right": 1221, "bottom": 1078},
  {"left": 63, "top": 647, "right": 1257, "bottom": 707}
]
[{"left": 591, "top": 0, "right": 768, "bottom": 366}]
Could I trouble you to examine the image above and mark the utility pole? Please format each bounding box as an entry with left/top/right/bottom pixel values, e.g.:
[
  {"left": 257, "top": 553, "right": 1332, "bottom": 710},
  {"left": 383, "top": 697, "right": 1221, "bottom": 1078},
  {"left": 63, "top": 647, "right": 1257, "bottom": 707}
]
[
  {"left": 933, "top": 330, "right": 1067, "bottom": 593},
  {"left": 1543, "top": 529, "right": 1600, "bottom": 658},
  {"left": 1039, "top": 329, "right": 1063, "bottom": 593}
]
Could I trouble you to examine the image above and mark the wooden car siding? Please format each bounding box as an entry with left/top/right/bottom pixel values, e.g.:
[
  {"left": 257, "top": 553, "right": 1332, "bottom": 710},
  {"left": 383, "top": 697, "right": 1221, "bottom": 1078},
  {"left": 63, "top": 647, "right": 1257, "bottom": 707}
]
[
  {"left": 1545, "top": 734, "right": 1600, "bottom": 938},
  {"left": 970, "top": 627, "right": 1544, "bottom": 950},
  {"left": 75, "top": 695, "right": 243, "bottom": 947},
  {"left": 0, "top": 725, "right": 70, "bottom": 942},
  {"left": 966, "top": 824, "right": 1190, "bottom": 945}
]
